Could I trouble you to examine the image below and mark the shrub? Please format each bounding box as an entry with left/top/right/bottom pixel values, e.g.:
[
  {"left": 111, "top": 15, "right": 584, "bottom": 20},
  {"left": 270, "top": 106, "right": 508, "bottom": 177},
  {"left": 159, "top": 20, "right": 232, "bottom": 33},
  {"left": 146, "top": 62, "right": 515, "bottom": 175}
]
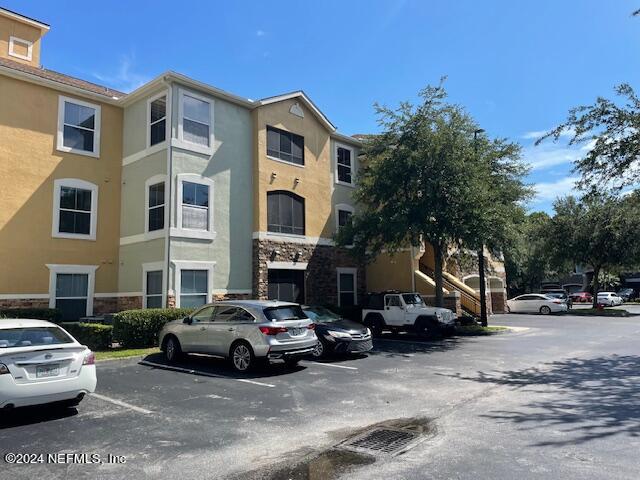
[
  {"left": 60, "top": 322, "right": 113, "bottom": 350},
  {"left": 0, "top": 308, "right": 62, "bottom": 323},
  {"left": 112, "top": 308, "right": 194, "bottom": 348}
]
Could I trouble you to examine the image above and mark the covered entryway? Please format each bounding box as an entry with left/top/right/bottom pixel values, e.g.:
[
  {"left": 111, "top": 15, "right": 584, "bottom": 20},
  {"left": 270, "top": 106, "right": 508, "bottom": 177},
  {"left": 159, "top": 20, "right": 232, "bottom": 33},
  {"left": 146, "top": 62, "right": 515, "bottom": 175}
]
[{"left": 267, "top": 269, "right": 305, "bottom": 303}]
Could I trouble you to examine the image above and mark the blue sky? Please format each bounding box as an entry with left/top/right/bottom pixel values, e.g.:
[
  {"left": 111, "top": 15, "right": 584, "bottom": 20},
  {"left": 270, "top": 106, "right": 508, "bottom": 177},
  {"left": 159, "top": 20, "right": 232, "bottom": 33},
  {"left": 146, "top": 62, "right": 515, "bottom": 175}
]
[{"left": 7, "top": 0, "right": 639, "bottom": 212}]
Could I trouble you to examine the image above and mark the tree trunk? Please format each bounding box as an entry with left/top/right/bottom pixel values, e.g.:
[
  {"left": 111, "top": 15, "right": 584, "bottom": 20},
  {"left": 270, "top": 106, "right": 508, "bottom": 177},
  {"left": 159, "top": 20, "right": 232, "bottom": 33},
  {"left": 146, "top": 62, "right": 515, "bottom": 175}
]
[
  {"left": 592, "top": 265, "right": 600, "bottom": 309},
  {"left": 433, "top": 242, "right": 445, "bottom": 307}
]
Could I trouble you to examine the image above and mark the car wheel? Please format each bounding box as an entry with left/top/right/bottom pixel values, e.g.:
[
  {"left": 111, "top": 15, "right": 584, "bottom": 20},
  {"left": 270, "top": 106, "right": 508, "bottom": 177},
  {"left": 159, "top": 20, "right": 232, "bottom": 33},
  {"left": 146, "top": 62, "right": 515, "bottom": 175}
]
[
  {"left": 416, "top": 317, "right": 440, "bottom": 338},
  {"left": 165, "top": 336, "right": 182, "bottom": 363},
  {"left": 540, "top": 305, "right": 551, "bottom": 315},
  {"left": 312, "top": 340, "right": 325, "bottom": 359},
  {"left": 230, "top": 342, "right": 254, "bottom": 372}
]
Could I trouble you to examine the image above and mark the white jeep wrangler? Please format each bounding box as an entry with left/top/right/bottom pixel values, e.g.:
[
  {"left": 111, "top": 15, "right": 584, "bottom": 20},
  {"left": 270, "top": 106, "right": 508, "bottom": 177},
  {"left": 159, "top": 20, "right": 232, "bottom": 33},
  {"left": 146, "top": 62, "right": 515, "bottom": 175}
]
[{"left": 361, "top": 292, "right": 457, "bottom": 337}]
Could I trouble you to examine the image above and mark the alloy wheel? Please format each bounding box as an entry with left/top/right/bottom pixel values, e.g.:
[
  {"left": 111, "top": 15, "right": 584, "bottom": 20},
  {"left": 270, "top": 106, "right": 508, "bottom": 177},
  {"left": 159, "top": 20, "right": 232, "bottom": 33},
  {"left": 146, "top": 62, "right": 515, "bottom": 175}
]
[
  {"left": 233, "top": 344, "right": 251, "bottom": 371},
  {"left": 166, "top": 339, "right": 176, "bottom": 361},
  {"left": 312, "top": 340, "right": 324, "bottom": 358}
]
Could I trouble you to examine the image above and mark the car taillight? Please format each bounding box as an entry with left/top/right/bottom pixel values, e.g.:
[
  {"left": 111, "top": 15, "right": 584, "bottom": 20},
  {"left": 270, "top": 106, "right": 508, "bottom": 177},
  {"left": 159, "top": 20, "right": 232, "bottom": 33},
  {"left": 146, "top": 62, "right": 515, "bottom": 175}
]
[
  {"left": 552, "top": 299, "right": 562, "bottom": 304},
  {"left": 259, "top": 326, "right": 288, "bottom": 335},
  {"left": 307, "top": 323, "right": 316, "bottom": 330},
  {"left": 83, "top": 351, "right": 95, "bottom": 365},
  {"left": 0, "top": 363, "right": 9, "bottom": 375}
]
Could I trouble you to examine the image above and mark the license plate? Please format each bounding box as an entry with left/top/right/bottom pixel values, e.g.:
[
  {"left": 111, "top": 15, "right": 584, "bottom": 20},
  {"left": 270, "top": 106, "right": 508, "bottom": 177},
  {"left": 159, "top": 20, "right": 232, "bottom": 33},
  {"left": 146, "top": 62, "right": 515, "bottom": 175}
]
[
  {"left": 36, "top": 364, "right": 59, "bottom": 378},
  {"left": 289, "top": 328, "right": 304, "bottom": 336}
]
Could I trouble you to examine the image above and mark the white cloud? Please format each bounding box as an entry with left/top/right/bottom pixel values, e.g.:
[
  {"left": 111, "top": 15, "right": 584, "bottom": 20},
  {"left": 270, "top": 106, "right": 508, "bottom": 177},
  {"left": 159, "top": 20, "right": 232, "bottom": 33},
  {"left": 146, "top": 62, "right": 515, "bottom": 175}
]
[
  {"left": 91, "top": 53, "right": 149, "bottom": 93},
  {"left": 521, "top": 127, "right": 576, "bottom": 140},
  {"left": 530, "top": 176, "right": 580, "bottom": 205},
  {"left": 522, "top": 142, "right": 583, "bottom": 171}
]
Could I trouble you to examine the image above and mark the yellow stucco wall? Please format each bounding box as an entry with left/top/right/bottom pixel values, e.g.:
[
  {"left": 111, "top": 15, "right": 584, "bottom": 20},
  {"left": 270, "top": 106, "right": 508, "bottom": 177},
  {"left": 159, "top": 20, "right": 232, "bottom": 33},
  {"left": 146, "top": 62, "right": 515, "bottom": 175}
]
[
  {"left": 0, "top": 76, "right": 122, "bottom": 294},
  {"left": 252, "top": 99, "right": 333, "bottom": 238},
  {"left": 366, "top": 250, "right": 416, "bottom": 293},
  {"left": 0, "top": 15, "right": 43, "bottom": 67}
]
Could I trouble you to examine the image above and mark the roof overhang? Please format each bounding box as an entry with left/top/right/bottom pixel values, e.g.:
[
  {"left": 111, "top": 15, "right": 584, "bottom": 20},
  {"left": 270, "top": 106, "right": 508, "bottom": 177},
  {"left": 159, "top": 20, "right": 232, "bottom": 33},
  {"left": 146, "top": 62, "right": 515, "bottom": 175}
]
[
  {"left": 0, "top": 7, "right": 50, "bottom": 32},
  {"left": 257, "top": 91, "right": 336, "bottom": 132}
]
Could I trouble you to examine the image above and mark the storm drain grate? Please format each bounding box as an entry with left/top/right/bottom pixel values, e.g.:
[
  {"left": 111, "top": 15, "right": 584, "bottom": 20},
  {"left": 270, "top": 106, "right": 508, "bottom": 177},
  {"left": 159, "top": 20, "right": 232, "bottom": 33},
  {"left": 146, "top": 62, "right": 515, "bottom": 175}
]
[{"left": 338, "top": 427, "right": 421, "bottom": 456}]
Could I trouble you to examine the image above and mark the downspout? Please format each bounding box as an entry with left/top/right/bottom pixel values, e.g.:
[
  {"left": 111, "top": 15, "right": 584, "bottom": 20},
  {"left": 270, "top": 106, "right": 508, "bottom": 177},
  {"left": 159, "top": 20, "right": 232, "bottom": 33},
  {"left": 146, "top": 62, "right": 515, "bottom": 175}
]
[
  {"left": 410, "top": 245, "right": 416, "bottom": 292},
  {"left": 163, "top": 78, "right": 173, "bottom": 307}
]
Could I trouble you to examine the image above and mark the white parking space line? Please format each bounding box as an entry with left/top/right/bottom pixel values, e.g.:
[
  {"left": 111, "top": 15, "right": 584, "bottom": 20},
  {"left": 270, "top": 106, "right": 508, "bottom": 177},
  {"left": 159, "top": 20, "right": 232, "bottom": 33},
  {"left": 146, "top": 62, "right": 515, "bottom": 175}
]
[
  {"left": 139, "top": 360, "right": 225, "bottom": 378},
  {"left": 90, "top": 393, "right": 153, "bottom": 415},
  {"left": 236, "top": 379, "right": 276, "bottom": 388},
  {"left": 305, "top": 361, "right": 358, "bottom": 370}
]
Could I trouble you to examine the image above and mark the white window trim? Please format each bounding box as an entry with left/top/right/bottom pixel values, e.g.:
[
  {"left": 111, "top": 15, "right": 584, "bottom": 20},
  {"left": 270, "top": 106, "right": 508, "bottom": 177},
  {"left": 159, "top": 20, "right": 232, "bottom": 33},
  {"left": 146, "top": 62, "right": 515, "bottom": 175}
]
[
  {"left": 334, "top": 142, "right": 355, "bottom": 187},
  {"left": 142, "top": 261, "right": 166, "bottom": 309},
  {"left": 334, "top": 203, "right": 355, "bottom": 232},
  {"left": 172, "top": 173, "right": 216, "bottom": 241},
  {"left": 144, "top": 174, "right": 168, "bottom": 240},
  {"left": 46, "top": 264, "right": 99, "bottom": 317},
  {"left": 172, "top": 261, "right": 216, "bottom": 308},
  {"left": 52, "top": 178, "right": 98, "bottom": 241},
  {"left": 56, "top": 96, "right": 101, "bottom": 158},
  {"left": 8, "top": 36, "right": 33, "bottom": 61},
  {"left": 336, "top": 267, "right": 358, "bottom": 307},
  {"left": 146, "top": 91, "right": 169, "bottom": 149},
  {"left": 175, "top": 88, "right": 214, "bottom": 155}
]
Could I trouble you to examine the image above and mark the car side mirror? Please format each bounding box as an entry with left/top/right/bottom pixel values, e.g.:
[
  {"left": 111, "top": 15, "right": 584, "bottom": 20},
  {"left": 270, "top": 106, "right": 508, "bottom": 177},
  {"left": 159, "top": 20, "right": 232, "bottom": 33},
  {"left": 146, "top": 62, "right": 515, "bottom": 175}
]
[{"left": 183, "top": 316, "right": 192, "bottom": 325}]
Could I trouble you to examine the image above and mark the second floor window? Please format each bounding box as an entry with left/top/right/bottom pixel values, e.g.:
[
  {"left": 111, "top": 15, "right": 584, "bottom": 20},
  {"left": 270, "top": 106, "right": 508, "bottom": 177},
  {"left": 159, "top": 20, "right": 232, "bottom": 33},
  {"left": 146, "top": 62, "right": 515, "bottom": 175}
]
[
  {"left": 336, "top": 146, "right": 353, "bottom": 185},
  {"left": 182, "top": 93, "right": 211, "bottom": 147},
  {"left": 182, "top": 181, "right": 209, "bottom": 230},
  {"left": 148, "top": 182, "right": 165, "bottom": 231},
  {"left": 267, "top": 191, "right": 305, "bottom": 235},
  {"left": 267, "top": 126, "right": 304, "bottom": 166},
  {"left": 58, "top": 96, "right": 100, "bottom": 156},
  {"left": 59, "top": 186, "right": 91, "bottom": 235},
  {"left": 149, "top": 95, "right": 166, "bottom": 146}
]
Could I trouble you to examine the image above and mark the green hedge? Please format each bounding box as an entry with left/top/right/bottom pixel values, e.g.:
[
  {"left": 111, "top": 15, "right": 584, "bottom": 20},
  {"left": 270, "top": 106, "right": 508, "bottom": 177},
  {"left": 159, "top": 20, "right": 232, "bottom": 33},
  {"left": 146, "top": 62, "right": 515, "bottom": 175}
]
[
  {"left": 60, "top": 322, "right": 113, "bottom": 350},
  {"left": 0, "top": 308, "right": 62, "bottom": 323},
  {"left": 112, "top": 308, "right": 194, "bottom": 348}
]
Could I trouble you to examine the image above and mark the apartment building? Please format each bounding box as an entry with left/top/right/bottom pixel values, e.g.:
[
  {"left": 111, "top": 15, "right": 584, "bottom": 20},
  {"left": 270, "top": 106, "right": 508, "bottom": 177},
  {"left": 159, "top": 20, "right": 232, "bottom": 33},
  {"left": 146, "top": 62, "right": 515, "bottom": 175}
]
[{"left": 0, "top": 8, "right": 363, "bottom": 320}]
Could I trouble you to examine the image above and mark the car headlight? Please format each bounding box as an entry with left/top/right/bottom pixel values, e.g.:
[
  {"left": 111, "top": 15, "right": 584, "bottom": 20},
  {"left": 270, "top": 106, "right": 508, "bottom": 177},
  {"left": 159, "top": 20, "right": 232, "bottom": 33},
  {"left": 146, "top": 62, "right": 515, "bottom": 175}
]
[
  {"left": 366, "top": 328, "right": 372, "bottom": 336},
  {"left": 436, "top": 312, "right": 442, "bottom": 319},
  {"left": 327, "top": 330, "right": 352, "bottom": 339}
]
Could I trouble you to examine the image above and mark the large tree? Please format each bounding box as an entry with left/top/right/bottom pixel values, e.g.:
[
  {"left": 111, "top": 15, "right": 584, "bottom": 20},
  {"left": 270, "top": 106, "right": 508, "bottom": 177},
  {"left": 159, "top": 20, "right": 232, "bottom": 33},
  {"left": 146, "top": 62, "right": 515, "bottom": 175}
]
[
  {"left": 536, "top": 83, "right": 640, "bottom": 192},
  {"left": 543, "top": 192, "right": 640, "bottom": 308},
  {"left": 338, "top": 82, "right": 530, "bottom": 307}
]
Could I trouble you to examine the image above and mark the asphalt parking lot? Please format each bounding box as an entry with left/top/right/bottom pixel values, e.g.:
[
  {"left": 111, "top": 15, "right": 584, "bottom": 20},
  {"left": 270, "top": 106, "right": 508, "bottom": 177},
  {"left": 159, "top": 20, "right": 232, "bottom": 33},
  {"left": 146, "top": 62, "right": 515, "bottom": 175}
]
[{"left": 1, "top": 310, "right": 639, "bottom": 480}]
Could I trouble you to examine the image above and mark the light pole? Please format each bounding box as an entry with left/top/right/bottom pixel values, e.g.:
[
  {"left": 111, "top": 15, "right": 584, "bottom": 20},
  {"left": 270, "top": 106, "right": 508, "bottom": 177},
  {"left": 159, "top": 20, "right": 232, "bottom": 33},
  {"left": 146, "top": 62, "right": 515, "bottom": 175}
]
[{"left": 474, "top": 128, "right": 488, "bottom": 327}]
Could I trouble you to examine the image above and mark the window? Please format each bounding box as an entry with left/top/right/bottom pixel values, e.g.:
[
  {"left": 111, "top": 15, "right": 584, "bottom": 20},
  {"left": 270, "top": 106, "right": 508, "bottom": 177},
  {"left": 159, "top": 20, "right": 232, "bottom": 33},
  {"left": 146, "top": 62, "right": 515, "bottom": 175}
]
[
  {"left": 335, "top": 144, "right": 355, "bottom": 186},
  {"left": 267, "top": 191, "right": 305, "bottom": 235},
  {"left": 267, "top": 126, "right": 304, "bottom": 166},
  {"left": 8, "top": 36, "right": 33, "bottom": 61},
  {"left": 149, "top": 94, "right": 167, "bottom": 146},
  {"left": 267, "top": 269, "right": 305, "bottom": 304},
  {"left": 337, "top": 268, "right": 357, "bottom": 307},
  {"left": 180, "top": 270, "right": 209, "bottom": 308},
  {"left": 182, "top": 181, "right": 209, "bottom": 230},
  {"left": 57, "top": 96, "right": 101, "bottom": 156},
  {"left": 213, "top": 306, "right": 253, "bottom": 322},
  {"left": 145, "top": 270, "right": 163, "bottom": 308},
  {"left": 55, "top": 273, "right": 89, "bottom": 321},
  {"left": 148, "top": 182, "right": 165, "bottom": 231},
  {"left": 191, "top": 305, "right": 215, "bottom": 323},
  {"left": 52, "top": 179, "right": 98, "bottom": 240},
  {"left": 337, "top": 209, "right": 352, "bottom": 229},
  {"left": 385, "top": 295, "right": 401, "bottom": 307},
  {"left": 179, "top": 90, "right": 212, "bottom": 148}
]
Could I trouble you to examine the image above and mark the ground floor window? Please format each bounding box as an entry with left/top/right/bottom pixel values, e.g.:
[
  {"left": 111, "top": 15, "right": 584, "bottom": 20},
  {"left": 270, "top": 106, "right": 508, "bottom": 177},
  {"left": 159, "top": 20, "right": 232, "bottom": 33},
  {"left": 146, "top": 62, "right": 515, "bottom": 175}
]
[
  {"left": 337, "top": 268, "right": 357, "bottom": 307},
  {"left": 180, "top": 269, "right": 208, "bottom": 308},
  {"left": 145, "top": 270, "right": 163, "bottom": 308},
  {"left": 267, "top": 269, "right": 305, "bottom": 304},
  {"left": 55, "top": 273, "right": 88, "bottom": 320}
]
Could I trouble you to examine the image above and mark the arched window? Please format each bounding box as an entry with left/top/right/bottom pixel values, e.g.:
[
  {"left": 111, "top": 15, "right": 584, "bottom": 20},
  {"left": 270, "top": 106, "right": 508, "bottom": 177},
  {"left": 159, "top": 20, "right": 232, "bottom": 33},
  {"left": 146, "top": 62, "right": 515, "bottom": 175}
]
[{"left": 267, "top": 191, "right": 305, "bottom": 235}]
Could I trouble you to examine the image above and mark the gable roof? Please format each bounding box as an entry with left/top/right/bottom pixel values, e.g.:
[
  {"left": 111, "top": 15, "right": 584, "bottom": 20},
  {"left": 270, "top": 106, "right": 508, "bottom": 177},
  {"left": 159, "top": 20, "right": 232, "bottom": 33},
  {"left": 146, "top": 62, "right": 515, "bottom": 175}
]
[
  {"left": 257, "top": 91, "right": 336, "bottom": 132},
  {"left": 0, "top": 7, "right": 50, "bottom": 31},
  {"left": 0, "top": 57, "right": 126, "bottom": 99}
]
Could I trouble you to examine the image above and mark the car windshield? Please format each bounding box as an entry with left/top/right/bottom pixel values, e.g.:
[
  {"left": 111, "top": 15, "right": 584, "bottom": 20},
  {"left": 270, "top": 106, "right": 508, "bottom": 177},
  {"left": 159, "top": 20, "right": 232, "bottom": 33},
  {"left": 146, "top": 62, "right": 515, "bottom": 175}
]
[
  {"left": 0, "top": 327, "right": 74, "bottom": 348},
  {"left": 263, "top": 305, "right": 309, "bottom": 322},
  {"left": 402, "top": 294, "right": 425, "bottom": 306},
  {"left": 302, "top": 306, "right": 342, "bottom": 322}
]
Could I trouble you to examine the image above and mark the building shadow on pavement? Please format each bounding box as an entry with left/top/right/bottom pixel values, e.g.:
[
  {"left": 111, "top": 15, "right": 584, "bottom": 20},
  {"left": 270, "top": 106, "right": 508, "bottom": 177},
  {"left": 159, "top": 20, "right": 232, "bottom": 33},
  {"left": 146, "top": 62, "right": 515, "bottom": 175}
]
[
  {"left": 369, "top": 335, "right": 464, "bottom": 358},
  {"left": 447, "top": 355, "right": 640, "bottom": 446},
  {"left": 0, "top": 404, "right": 78, "bottom": 429}
]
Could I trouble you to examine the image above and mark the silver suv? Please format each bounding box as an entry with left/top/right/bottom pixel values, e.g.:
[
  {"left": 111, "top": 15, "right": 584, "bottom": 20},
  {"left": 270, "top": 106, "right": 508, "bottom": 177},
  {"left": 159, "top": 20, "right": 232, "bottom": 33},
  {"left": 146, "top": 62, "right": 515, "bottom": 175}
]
[{"left": 159, "top": 300, "right": 318, "bottom": 372}]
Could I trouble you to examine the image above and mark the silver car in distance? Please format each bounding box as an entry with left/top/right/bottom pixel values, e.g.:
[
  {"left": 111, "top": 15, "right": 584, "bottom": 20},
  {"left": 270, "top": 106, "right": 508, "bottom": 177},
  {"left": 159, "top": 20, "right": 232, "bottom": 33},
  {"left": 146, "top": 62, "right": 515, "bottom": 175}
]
[{"left": 159, "top": 300, "right": 318, "bottom": 372}]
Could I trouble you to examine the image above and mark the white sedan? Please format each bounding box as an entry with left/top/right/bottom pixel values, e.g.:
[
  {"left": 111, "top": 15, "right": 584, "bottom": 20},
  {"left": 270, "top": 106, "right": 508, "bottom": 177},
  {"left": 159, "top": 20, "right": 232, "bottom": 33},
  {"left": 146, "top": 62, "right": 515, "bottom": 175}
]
[
  {"left": 597, "top": 292, "right": 624, "bottom": 306},
  {"left": 0, "top": 319, "right": 97, "bottom": 409},
  {"left": 506, "top": 294, "right": 568, "bottom": 315}
]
